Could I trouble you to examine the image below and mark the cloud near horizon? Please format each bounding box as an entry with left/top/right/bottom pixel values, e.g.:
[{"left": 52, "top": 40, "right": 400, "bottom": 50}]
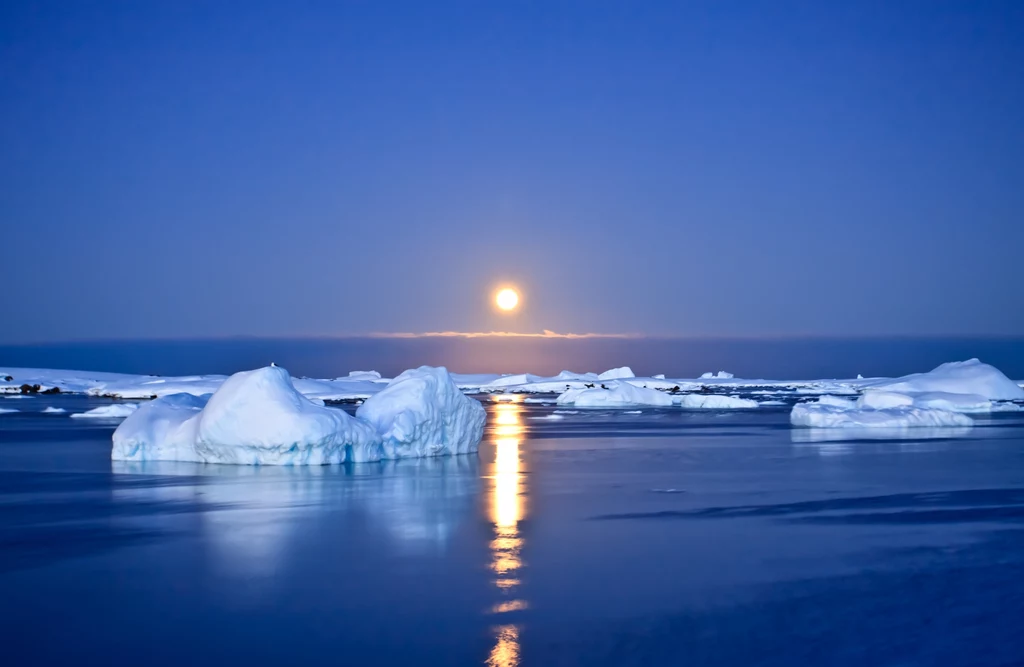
[{"left": 369, "top": 330, "right": 642, "bottom": 339}]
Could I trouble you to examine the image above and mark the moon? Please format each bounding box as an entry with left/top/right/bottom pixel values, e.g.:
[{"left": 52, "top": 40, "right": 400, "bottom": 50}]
[{"left": 495, "top": 288, "right": 519, "bottom": 312}]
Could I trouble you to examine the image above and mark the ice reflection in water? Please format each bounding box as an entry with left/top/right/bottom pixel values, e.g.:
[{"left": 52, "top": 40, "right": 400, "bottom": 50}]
[
  {"left": 111, "top": 458, "right": 477, "bottom": 595},
  {"left": 488, "top": 400, "right": 527, "bottom": 667}
]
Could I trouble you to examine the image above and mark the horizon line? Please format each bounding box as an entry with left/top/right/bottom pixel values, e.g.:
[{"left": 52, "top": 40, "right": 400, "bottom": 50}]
[{"left": 3, "top": 332, "right": 1024, "bottom": 346}]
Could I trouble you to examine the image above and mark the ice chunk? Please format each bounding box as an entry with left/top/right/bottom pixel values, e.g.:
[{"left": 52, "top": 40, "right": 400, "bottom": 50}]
[
  {"left": 72, "top": 404, "right": 139, "bottom": 420},
  {"left": 857, "top": 391, "right": 915, "bottom": 410},
  {"left": 700, "top": 371, "right": 735, "bottom": 379},
  {"left": 790, "top": 397, "right": 973, "bottom": 429},
  {"left": 357, "top": 366, "right": 486, "bottom": 459},
  {"left": 112, "top": 394, "right": 210, "bottom": 462},
  {"left": 676, "top": 394, "right": 758, "bottom": 409},
  {"left": 193, "top": 367, "right": 383, "bottom": 464},
  {"left": 556, "top": 382, "right": 673, "bottom": 408},
  {"left": 863, "top": 359, "right": 1023, "bottom": 400},
  {"left": 598, "top": 366, "right": 635, "bottom": 380},
  {"left": 0, "top": 407, "right": 18, "bottom": 414},
  {"left": 113, "top": 367, "right": 382, "bottom": 464},
  {"left": 42, "top": 406, "right": 67, "bottom": 414}
]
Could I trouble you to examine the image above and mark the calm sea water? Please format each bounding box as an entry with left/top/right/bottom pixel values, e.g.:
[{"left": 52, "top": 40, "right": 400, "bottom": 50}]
[
  {"left": 1, "top": 336, "right": 1023, "bottom": 379},
  {"left": 2, "top": 393, "right": 1024, "bottom": 666}
]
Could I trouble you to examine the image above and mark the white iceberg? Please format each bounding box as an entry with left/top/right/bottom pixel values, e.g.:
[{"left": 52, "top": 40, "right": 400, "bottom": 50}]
[
  {"left": 700, "top": 371, "right": 735, "bottom": 379},
  {"left": 42, "top": 406, "right": 67, "bottom": 414},
  {"left": 791, "top": 394, "right": 973, "bottom": 429},
  {"left": 556, "top": 382, "right": 673, "bottom": 408},
  {"left": 113, "top": 367, "right": 382, "bottom": 464},
  {"left": 72, "top": 404, "right": 139, "bottom": 420},
  {"left": 598, "top": 366, "right": 635, "bottom": 380},
  {"left": 112, "top": 365, "right": 483, "bottom": 465},
  {"left": 0, "top": 407, "right": 18, "bottom": 414},
  {"left": 676, "top": 394, "right": 758, "bottom": 409},
  {"left": 862, "top": 359, "right": 1024, "bottom": 401},
  {"left": 356, "top": 366, "right": 485, "bottom": 459}
]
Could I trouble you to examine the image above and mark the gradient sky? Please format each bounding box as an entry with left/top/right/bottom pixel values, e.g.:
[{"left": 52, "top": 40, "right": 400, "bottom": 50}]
[{"left": 2, "top": 0, "right": 1022, "bottom": 343}]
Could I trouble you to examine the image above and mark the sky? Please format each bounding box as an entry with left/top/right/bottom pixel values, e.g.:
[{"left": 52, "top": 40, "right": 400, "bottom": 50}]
[{"left": 2, "top": 0, "right": 1023, "bottom": 343}]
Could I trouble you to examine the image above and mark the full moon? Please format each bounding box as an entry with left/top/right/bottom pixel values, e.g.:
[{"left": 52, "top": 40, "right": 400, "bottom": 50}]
[{"left": 495, "top": 288, "right": 519, "bottom": 311}]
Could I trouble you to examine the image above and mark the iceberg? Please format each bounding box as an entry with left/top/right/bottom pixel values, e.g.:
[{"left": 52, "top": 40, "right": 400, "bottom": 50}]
[
  {"left": 357, "top": 366, "right": 486, "bottom": 459},
  {"left": 72, "top": 404, "right": 139, "bottom": 420},
  {"left": 790, "top": 395, "right": 973, "bottom": 429},
  {"left": 42, "top": 406, "right": 67, "bottom": 414},
  {"left": 112, "top": 365, "right": 484, "bottom": 465},
  {"left": 113, "top": 367, "right": 382, "bottom": 464},
  {"left": 862, "top": 359, "right": 1024, "bottom": 401},
  {"left": 556, "top": 382, "right": 673, "bottom": 408},
  {"left": 0, "top": 407, "right": 18, "bottom": 414},
  {"left": 598, "top": 366, "right": 635, "bottom": 381},
  {"left": 700, "top": 371, "right": 735, "bottom": 379},
  {"left": 676, "top": 394, "right": 758, "bottom": 409}
]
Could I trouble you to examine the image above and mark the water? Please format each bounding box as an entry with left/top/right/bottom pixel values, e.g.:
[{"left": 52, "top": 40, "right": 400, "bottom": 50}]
[
  {"left": 3, "top": 393, "right": 1024, "bottom": 665},
  {"left": 2, "top": 336, "right": 1024, "bottom": 379}
]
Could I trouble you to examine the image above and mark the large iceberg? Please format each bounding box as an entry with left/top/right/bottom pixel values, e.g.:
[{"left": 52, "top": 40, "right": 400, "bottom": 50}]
[
  {"left": 112, "top": 365, "right": 483, "bottom": 465},
  {"left": 356, "top": 366, "right": 485, "bottom": 458},
  {"left": 862, "top": 359, "right": 1024, "bottom": 401}
]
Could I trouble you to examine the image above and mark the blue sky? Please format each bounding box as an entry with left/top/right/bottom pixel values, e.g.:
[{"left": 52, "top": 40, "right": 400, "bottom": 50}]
[{"left": 2, "top": 0, "right": 1022, "bottom": 342}]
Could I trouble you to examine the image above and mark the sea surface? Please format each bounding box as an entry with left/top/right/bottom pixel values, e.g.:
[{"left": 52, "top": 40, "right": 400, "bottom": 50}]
[
  {"left": 2, "top": 391, "right": 1024, "bottom": 666},
  {"left": 2, "top": 336, "right": 1024, "bottom": 379}
]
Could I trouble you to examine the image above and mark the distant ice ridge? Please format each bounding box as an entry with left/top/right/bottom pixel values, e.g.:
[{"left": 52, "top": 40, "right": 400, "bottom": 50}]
[
  {"left": 676, "top": 394, "right": 758, "bottom": 409},
  {"left": 860, "top": 359, "right": 1024, "bottom": 401},
  {"left": 555, "top": 382, "right": 757, "bottom": 409},
  {"left": 72, "top": 404, "right": 139, "bottom": 420},
  {"left": 112, "top": 366, "right": 484, "bottom": 465},
  {"left": 557, "top": 382, "right": 673, "bottom": 408}
]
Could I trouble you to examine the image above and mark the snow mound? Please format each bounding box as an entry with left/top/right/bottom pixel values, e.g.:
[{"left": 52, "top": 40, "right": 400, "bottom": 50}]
[
  {"left": 676, "top": 394, "right": 758, "bottom": 409},
  {"left": 791, "top": 396, "right": 973, "bottom": 429},
  {"left": 73, "top": 404, "right": 139, "bottom": 420},
  {"left": 864, "top": 359, "right": 1023, "bottom": 400},
  {"left": 357, "top": 366, "right": 486, "bottom": 458},
  {"left": 598, "top": 366, "right": 635, "bottom": 380},
  {"left": 556, "top": 382, "right": 673, "bottom": 408}
]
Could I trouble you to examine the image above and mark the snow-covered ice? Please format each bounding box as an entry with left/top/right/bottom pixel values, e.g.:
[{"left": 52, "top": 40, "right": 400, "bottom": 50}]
[
  {"left": 113, "top": 367, "right": 382, "bottom": 465},
  {"left": 0, "top": 407, "right": 18, "bottom": 414},
  {"left": 861, "top": 359, "right": 1024, "bottom": 401},
  {"left": 791, "top": 394, "right": 974, "bottom": 429},
  {"left": 356, "top": 366, "right": 485, "bottom": 459},
  {"left": 676, "top": 394, "right": 758, "bottom": 409},
  {"left": 113, "top": 365, "right": 484, "bottom": 465},
  {"left": 598, "top": 366, "right": 635, "bottom": 381},
  {"left": 72, "top": 404, "right": 139, "bottom": 420},
  {"left": 42, "top": 406, "right": 67, "bottom": 414},
  {"left": 556, "top": 382, "right": 674, "bottom": 408}
]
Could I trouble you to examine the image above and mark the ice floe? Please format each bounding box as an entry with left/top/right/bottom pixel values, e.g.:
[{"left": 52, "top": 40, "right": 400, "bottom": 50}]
[
  {"left": 556, "top": 382, "right": 674, "bottom": 408},
  {"left": 676, "top": 394, "right": 758, "bottom": 409},
  {"left": 72, "top": 404, "right": 139, "bottom": 420},
  {"left": 860, "top": 359, "right": 1024, "bottom": 401},
  {"left": 791, "top": 394, "right": 974, "bottom": 429}
]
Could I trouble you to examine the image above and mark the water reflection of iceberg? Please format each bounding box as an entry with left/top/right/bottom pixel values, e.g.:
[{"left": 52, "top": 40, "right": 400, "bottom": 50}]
[
  {"left": 791, "top": 426, "right": 974, "bottom": 444},
  {"left": 112, "top": 457, "right": 479, "bottom": 580}
]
